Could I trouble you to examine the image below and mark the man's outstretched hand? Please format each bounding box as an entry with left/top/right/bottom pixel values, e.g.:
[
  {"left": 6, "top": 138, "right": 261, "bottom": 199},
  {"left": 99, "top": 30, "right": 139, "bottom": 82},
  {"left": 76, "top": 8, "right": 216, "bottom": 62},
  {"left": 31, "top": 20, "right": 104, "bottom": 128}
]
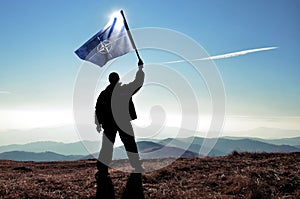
[{"left": 138, "top": 59, "right": 144, "bottom": 69}]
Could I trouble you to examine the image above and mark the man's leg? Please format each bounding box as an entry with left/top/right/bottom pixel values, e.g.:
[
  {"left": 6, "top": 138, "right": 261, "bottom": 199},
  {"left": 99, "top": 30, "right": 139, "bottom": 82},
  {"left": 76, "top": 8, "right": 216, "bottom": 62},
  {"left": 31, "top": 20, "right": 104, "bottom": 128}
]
[
  {"left": 97, "top": 127, "right": 117, "bottom": 175},
  {"left": 118, "top": 123, "right": 143, "bottom": 171}
]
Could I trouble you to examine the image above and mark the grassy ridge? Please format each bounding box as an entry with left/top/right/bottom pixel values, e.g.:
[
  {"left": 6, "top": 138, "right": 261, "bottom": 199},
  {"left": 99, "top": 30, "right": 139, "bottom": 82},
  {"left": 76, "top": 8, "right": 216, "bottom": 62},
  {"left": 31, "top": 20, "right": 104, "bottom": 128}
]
[{"left": 0, "top": 152, "right": 299, "bottom": 198}]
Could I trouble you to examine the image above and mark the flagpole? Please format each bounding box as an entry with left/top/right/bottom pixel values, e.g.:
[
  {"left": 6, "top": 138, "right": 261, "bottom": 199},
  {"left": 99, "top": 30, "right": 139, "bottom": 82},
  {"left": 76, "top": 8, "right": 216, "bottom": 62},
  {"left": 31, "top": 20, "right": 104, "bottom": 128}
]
[{"left": 120, "top": 10, "right": 143, "bottom": 66}]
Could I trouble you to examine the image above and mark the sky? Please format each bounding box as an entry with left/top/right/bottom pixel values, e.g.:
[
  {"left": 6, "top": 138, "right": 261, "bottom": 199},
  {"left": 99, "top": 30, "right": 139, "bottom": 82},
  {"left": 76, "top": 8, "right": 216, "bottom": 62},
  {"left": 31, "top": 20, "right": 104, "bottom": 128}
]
[{"left": 0, "top": 0, "right": 300, "bottom": 144}]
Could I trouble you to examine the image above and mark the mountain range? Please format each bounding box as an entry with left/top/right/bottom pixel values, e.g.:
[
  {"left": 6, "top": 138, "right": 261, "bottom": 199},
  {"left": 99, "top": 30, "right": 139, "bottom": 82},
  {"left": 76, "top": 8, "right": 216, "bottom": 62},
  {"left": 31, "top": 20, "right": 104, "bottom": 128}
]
[
  {"left": 0, "top": 151, "right": 82, "bottom": 162},
  {"left": 0, "top": 135, "right": 299, "bottom": 161}
]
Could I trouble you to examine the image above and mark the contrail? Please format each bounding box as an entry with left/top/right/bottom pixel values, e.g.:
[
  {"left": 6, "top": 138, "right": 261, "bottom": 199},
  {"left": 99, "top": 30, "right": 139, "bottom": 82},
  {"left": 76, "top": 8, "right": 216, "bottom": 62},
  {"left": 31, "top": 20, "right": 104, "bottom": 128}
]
[{"left": 155, "top": 46, "right": 278, "bottom": 64}]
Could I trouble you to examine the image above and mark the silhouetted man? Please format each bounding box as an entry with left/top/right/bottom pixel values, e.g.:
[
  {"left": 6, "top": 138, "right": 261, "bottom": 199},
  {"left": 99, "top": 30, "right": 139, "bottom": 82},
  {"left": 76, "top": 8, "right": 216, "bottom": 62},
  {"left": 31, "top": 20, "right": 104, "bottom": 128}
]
[{"left": 95, "top": 60, "right": 145, "bottom": 176}]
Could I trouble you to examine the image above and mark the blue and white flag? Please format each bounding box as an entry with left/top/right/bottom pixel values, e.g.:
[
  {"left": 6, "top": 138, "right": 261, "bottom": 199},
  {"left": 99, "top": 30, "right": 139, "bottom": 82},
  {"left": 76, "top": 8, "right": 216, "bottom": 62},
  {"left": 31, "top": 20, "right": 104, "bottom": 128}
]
[{"left": 75, "top": 11, "right": 133, "bottom": 67}]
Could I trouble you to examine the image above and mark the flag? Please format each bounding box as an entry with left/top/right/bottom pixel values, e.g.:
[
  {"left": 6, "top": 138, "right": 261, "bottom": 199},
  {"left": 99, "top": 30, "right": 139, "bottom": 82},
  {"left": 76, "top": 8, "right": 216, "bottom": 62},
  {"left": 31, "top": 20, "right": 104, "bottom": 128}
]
[{"left": 75, "top": 11, "right": 133, "bottom": 67}]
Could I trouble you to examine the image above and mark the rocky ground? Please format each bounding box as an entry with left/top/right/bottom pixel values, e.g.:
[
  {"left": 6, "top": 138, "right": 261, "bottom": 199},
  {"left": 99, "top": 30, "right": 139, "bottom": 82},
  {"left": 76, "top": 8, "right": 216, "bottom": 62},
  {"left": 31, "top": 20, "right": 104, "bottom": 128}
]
[{"left": 0, "top": 152, "right": 299, "bottom": 198}]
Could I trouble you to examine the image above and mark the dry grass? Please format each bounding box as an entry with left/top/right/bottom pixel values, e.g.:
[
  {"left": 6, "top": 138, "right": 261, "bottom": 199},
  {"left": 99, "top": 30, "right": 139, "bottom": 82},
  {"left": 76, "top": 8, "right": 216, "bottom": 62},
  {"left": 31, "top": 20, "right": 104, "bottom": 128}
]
[{"left": 0, "top": 152, "right": 299, "bottom": 198}]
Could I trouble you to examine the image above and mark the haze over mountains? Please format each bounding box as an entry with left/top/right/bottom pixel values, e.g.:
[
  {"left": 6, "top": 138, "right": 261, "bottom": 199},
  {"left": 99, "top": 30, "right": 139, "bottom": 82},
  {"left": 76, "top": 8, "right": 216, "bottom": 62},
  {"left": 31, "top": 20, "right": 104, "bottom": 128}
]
[
  {"left": 1, "top": 126, "right": 300, "bottom": 146},
  {"left": 0, "top": 134, "right": 299, "bottom": 162}
]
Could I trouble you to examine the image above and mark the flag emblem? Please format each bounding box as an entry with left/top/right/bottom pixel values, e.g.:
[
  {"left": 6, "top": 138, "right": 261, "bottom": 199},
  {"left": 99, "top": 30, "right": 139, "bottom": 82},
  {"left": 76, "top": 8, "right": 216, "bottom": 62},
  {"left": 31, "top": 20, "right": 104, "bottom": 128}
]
[{"left": 97, "top": 39, "right": 112, "bottom": 54}]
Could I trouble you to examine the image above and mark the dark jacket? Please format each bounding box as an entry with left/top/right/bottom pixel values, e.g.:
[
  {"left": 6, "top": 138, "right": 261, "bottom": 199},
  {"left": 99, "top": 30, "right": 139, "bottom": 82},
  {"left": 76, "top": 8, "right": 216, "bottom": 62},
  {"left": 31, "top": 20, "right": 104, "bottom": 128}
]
[{"left": 95, "top": 69, "right": 144, "bottom": 127}]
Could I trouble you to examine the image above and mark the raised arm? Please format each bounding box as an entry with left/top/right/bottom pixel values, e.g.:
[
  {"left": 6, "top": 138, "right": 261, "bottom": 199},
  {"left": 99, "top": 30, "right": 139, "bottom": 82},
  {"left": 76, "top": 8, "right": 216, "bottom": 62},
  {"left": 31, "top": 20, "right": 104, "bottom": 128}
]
[{"left": 122, "top": 61, "right": 145, "bottom": 94}]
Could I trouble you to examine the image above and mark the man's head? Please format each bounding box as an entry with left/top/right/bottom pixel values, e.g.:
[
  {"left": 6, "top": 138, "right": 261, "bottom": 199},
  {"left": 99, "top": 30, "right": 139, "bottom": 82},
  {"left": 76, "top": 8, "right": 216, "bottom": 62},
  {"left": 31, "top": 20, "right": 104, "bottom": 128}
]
[{"left": 109, "top": 72, "right": 120, "bottom": 84}]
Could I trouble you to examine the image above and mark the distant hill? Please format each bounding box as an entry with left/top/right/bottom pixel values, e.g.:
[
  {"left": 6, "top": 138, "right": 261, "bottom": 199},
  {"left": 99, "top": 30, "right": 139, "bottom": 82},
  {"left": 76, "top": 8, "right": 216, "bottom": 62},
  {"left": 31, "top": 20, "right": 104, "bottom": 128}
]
[
  {"left": 159, "top": 137, "right": 225, "bottom": 156},
  {"left": 223, "top": 136, "right": 300, "bottom": 147},
  {"left": 213, "top": 138, "right": 299, "bottom": 154},
  {"left": 137, "top": 141, "right": 198, "bottom": 158},
  {"left": 0, "top": 136, "right": 299, "bottom": 161},
  {"left": 158, "top": 137, "right": 300, "bottom": 156},
  {"left": 84, "top": 141, "right": 199, "bottom": 160},
  {"left": 0, "top": 141, "right": 99, "bottom": 156},
  {"left": 253, "top": 137, "right": 300, "bottom": 146},
  {"left": 0, "top": 151, "right": 82, "bottom": 162}
]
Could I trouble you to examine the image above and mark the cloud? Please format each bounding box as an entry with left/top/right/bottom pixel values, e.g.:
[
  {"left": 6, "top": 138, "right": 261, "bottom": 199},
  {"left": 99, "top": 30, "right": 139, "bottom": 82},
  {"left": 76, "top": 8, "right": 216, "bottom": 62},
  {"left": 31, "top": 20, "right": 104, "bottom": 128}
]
[
  {"left": 0, "top": 91, "right": 10, "bottom": 94},
  {"left": 157, "top": 46, "right": 278, "bottom": 64}
]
